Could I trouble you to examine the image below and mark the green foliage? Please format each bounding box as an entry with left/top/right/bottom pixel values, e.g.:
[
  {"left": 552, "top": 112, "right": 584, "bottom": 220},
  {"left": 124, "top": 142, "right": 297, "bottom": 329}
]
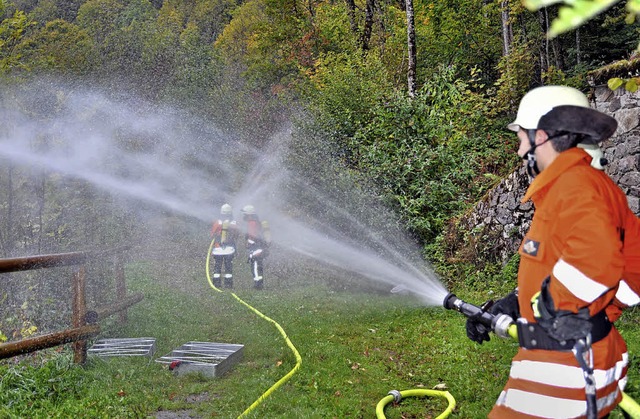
[
  {"left": 0, "top": 9, "right": 34, "bottom": 72},
  {"left": 314, "top": 1, "right": 359, "bottom": 54},
  {"left": 488, "top": 42, "right": 536, "bottom": 116},
  {"left": 413, "top": 0, "right": 504, "bottom": 88},
  {"left": 76, "top": 0, "right": 125, "bottom": 44},
  {"left": 214, "top": 0, "right": 311, "bottom": 91},
  {"left": 14, "top": 19, "right": 96, "bottom": 74},
  {"left": 190, "top": 0, "right": 235, "bottom": 44},
  {"left": 304, "top": 50, "right": 392, "bottom": 159},
  {"left": 352, "top": 66, "right": 517, "bottom": 243}
]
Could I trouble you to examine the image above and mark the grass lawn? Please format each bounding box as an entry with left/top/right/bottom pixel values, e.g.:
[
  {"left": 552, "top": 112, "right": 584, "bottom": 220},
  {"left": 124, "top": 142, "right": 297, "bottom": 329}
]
[{"left": 1, "top": 256, "right": 639, "bottom": 418}]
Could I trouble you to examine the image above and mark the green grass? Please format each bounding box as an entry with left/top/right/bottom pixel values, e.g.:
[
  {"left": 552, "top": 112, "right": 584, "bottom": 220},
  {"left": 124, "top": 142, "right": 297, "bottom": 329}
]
[{"left": 1, "top": 259, "right": 639, "bottom": 418}]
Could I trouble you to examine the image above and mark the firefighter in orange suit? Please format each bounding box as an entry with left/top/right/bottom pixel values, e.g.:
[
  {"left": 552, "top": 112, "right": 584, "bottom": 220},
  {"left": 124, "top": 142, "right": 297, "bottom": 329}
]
[
  {"left": 211, "top": 203, "right": 239, "bottom": 289},
  {"left": 241, "top": 205, "right": 271, "bottom": 290},
  {"left": 465, "top": 86, "right": 640, "bottom": 418}
]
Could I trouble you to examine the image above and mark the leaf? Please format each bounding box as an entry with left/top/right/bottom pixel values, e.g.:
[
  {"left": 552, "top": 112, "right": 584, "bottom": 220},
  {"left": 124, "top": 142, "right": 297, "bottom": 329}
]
[
  {"left": 628, "top": 0, "right": 640, "bottom": 13},
  {"left": 625, "top": 12, "right": 636, "bottom": 24},
  {"left": 608, "top": 77, "right": 625, "bottom": 90},
  {"left": 625, "top": 79, "right": 638, "bottom": 92},
  {"left": 546, "top": 0, "right": 618, "bottom": 38}
]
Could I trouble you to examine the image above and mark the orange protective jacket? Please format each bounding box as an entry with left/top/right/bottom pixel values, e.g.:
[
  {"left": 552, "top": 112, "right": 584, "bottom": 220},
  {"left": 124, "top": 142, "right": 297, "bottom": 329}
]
[
  {"left": 211, "top": 219, "right": 239, "bottom": 249},
  {"left": 490, "top": 148, "right": 638, "bottom": 419}
]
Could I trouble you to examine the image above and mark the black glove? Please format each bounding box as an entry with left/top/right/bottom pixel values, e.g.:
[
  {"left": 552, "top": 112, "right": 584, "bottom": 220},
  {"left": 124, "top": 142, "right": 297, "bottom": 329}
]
[
  {"left": 466, "top": 290, "right": 519, "bottom": 344},
  {"left": 490, "top": 290, "right": 520, "bottom": 320},
  {"left": 466, "top": 307, "right": 492, "bottom": 344}
]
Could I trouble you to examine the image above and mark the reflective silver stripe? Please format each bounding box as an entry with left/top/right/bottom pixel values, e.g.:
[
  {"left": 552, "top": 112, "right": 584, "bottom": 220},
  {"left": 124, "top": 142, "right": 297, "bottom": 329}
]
[
  {"left": 498, "top": 389, "right": 591, "bottom": 417},
  {"left": 509, "top": 359, "right": 621, "bottom": 389},
  {"left": 497, "top": 388, "right": 619, "bottom": 417},
  {"left": 553, "top": 258, "right": 607, "bottom": 303},
  {"left": 616, "top": 280, "right": 640, "bottom": 306}
]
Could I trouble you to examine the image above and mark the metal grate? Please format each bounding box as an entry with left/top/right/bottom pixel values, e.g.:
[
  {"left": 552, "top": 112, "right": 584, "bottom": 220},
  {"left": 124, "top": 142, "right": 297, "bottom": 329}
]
[
  {"left": 155, "top": 341, "right": 244, "bottom": 378},
  {"left": 88, "top": 337, "right": 157, "bottom": 357}
]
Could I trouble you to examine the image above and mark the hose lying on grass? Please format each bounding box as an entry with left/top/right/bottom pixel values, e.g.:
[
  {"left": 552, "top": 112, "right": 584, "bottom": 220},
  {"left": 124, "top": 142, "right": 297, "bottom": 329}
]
[{"left": 205, "top": 237, "right": 302, "bottom": 418}]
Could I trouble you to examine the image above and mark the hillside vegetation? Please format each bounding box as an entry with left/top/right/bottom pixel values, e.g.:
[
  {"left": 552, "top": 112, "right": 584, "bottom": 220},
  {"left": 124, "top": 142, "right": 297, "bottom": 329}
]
[{"left": 1, "top": 1, "right": 640, "bottom": 417}]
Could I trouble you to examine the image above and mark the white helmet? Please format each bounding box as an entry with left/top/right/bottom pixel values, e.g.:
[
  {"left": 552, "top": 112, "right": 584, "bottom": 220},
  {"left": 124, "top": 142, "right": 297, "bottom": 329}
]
[
  {"left": 508, "top": 85, "right": 616, "bottom": 143},
  {"left": 220, "top": 203, "right": 232, "bottom": 215},
  {"left": 508, "top": 86, "right": 589, "bottom": 132},
  {"left": 241, "top": 205, "right": 256, "bottom": 215}
]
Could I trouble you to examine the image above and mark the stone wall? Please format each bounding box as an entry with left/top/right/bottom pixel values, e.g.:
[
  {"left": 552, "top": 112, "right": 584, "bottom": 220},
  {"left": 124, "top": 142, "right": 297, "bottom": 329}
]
[{"left": 460, "top": 88, "right": 640, "bottom": 264}]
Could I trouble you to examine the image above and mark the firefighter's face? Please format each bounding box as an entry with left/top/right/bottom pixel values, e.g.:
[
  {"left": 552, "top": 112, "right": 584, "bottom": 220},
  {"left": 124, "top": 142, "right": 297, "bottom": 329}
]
[
  {"left": 516, "top": 129, "right": 550, "bottom": 157},
  {"left": 516, "top": 129, "right": 531, "bottom": 159}
]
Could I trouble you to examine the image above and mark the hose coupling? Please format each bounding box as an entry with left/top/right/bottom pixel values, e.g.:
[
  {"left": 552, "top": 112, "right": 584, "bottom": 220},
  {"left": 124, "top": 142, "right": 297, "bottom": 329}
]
[
  {"left": 388, "top": 389, "right": 402, "bottom": 403},
  {"left": 493, "top": 313, "right": 515, "bottom": 339}
]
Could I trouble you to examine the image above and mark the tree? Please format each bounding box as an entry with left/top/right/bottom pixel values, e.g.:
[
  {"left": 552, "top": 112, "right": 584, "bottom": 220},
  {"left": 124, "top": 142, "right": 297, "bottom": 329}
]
[
  {"left": 362, "top": 0, "right": 375, "bottom": 51},
  {"left": 500, "top": 0, "right": 513, "bottom": 55},
  {"left": 76, "top": 0, "right": 126, "bottom": 45},
  {"left": 14, "top": 19, "right": 96, "bottom": 74},
  {"left": 0, "top": 9, "right": 35, "bottom": 73},
  {"left": 405, "top": 0, "right": 416, "bottom": 97},
  {"left": 190, "top": 0, "right": 236, "bottom": 44}
]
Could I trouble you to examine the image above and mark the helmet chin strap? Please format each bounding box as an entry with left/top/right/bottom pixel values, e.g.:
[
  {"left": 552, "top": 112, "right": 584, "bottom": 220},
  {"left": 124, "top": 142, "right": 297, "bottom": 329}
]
[
  {"left": 523, "top": 129, "right": 540, "bottom": 178},
  {"left": 522, "top": 129, "right": 558, "bottom": 177}
]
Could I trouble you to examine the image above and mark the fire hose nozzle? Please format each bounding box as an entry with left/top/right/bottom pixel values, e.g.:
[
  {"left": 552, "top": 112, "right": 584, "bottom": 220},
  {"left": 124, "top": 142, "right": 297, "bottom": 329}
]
[
  {"left": 443, "top": 292, "right": 514, "bottom": 339},
  {"left": 442, "top": 293, "right": 492, "bottom": 327},
  {"left": 442, "top": 293, "right": 460, "bottom": 311}
]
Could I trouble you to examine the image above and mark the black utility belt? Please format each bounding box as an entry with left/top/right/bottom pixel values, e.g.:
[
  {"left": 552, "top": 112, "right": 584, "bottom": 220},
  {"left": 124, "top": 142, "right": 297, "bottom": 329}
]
[{"left": 517, "top": 311, "right": 612, "bottom": 351}]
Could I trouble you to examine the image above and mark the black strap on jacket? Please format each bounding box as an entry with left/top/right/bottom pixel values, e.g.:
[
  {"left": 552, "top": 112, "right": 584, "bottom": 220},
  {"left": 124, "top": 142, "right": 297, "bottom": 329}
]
[{"left": 517, "top": 310, "right": 612, "bottom": 350}]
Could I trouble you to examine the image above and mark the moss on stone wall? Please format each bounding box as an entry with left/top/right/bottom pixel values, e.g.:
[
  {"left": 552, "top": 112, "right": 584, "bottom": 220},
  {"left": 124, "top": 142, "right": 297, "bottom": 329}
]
[{"left": 587, "top": 58, "right": 640, "bottom": 86}]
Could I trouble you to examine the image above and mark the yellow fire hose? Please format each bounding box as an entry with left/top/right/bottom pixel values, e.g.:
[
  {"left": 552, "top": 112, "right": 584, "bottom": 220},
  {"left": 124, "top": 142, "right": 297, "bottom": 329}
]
[
  {"left": 205, "top": 238, "right": 302, "bottom": 418},
  {"left": 377, "top": 320, "right": 640, "bottom": 418},
  {"left": 375, "top": 388, "right": 456, "bottom": 419},
  {"left": 206, "top": 244, "right": 640, "bottom": 418}
]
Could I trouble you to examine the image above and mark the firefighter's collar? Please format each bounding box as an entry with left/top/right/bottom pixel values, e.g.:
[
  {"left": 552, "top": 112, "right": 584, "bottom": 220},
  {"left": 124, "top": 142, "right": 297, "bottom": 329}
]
[{"left": 521, "top": 148, "right": 591, "bottom": 203}]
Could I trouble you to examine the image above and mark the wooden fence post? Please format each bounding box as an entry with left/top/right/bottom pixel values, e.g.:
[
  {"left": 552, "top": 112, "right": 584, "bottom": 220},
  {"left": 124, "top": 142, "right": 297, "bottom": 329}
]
[
  {"left": 72, "top": 266, "right": 87, "bottom": 364},
  {"left": 115, "top": 253, "right": 127, "bottom": 324}
]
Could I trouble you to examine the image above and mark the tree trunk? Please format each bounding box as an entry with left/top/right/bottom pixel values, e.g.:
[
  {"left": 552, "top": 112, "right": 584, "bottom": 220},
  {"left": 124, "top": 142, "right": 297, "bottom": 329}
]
[
  {"left": 405, "top": 0, "right": 417, "bottom": 97},
  {"left": 37, "top": 172, "right": 45, "bottom": 254},
  {"left": 576, "top": 28, "right": 581, "bottom": 65},
  {"left": 361, "top": 0, "right": 375, "bottom": 51},
  {"left": 539, "top": 10, "right": 549, "bottom": 77},
  {"left": 551, "top": 37, "right": 564, "bottom": 70},
  {"left": 344, "top": 0, "right": 358, "bottom": 37},
  {"left": 500, "top": 0, "right": 512, "bottom": 56},
  {"left": 0, "top": 164, "right": 14, "bottom": 256}
]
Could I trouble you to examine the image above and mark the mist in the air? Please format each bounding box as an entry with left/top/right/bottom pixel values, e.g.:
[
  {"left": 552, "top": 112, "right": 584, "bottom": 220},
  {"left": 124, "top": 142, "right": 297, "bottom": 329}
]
[{"left": 0, "top": 79, "right": 448, "bottom": 306}]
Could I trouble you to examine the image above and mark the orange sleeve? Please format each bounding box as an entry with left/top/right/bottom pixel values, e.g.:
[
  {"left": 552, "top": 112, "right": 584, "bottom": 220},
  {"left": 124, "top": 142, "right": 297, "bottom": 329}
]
[
  {"left": 611, "top": 213, "right": 640, "bottom": 310},
  {"left": 623, "top": 214, "right": 640, "bottom": 292}
]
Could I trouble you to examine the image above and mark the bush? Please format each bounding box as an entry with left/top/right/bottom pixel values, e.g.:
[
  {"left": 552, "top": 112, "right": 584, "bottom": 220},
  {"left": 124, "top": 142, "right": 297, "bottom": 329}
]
[{"left": 352, "top": 65, "right": 518, "bottom": 244}]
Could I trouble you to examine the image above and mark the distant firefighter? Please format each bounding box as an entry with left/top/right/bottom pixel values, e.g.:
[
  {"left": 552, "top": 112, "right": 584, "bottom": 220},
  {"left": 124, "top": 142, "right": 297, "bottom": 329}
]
[
  {"left": 241, "top": 205, "right": 271, "bottom": 290},
  {"left": 210, "top": 203, "right": 239, "bottom": 289}
]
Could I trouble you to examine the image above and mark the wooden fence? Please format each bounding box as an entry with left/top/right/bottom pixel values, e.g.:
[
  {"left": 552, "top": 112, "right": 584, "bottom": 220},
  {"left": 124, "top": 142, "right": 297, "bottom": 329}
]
[{"left": 0, "top": 248, "right": 143, "bottom": 364}]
